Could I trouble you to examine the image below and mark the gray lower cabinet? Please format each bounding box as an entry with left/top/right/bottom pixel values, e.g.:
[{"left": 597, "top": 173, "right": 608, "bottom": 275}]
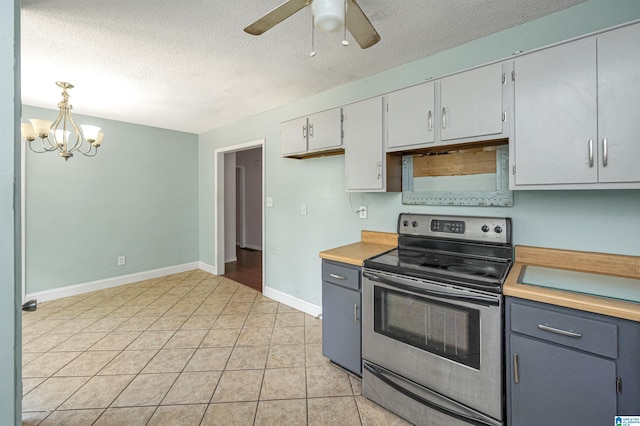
[
  {"left": 506, "top": 297, "right": 640, "bottom": 425},
  {"left": 322, "top": 260, "right": 361, "bottom": 375}
]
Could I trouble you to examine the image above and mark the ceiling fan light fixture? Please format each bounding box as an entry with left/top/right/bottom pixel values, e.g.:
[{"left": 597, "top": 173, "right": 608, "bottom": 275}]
[{"left": 311, "top": 0, "right": 345, "bottom": 33}]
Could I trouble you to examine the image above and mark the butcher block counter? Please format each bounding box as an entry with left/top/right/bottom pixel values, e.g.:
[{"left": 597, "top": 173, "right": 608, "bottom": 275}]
[
  {"left": 504, "top": 245, "right": 640, "bottom": 322},
  {"left": 319, "top": 230, "right": 397, "bottom": 266}
]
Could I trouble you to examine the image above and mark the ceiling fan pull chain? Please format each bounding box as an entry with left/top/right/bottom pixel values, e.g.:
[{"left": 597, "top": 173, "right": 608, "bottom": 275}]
[
  {"left": 342, "top": 0, "right": 349, "bottom": 46},
  {"left": 310, "top": 14, "right": 316, "bottom": 57}
]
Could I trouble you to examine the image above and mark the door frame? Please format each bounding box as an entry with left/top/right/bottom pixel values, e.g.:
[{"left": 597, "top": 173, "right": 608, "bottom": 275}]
[
  {"left": 235, "top": 165, "right": 246, "bottom": 249},
  {"left": 214, "top": 139, "right": 264, "bottom": 278}
]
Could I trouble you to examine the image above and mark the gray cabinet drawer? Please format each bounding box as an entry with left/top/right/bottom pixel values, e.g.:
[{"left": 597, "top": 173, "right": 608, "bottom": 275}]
[
  {"left": 510, "top": 302, "right": 618, "bottom": 359},
  {"left": 322, "top": 260, "right": 361, "bottom": 290}
]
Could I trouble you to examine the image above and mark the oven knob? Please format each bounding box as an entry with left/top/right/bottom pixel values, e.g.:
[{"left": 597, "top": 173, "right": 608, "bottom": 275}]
[
  {"left": 481, "top": 225, "right": 490, "bottom": 233},
  {"left": 412, "top": 221, "right": 418, "bottom": 228},
  {"left": 494, "top": 226, "right": 503, "bottom": 234},
  {"left": 402, "top": 220, "right": 409, "bottom": 227}
]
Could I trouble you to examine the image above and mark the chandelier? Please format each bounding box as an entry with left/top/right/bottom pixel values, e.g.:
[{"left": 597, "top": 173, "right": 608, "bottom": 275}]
[{"left": 21, "top": 81, "right": 104, "bottom": 161}]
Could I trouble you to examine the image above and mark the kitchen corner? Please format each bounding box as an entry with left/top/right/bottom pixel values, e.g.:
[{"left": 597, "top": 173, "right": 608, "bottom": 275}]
[{"left": 319, "top": 230, "right": 398, "bottom": 266}]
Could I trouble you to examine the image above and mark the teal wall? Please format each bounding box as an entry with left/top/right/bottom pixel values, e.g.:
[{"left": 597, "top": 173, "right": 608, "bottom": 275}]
[
  {"left": 0, "top": 0, "right": 21, "bottom": 422},
  {"left": 199, "top": 0, "right": 640, "bottom": 307},
  {"left": 23, "top": 106, "right": 199, "bottom": 294}
]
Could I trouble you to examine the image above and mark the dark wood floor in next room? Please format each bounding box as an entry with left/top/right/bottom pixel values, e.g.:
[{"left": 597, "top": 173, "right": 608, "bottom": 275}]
[{"left": 224, "top": 247, "right": 262, "bottom": 292}]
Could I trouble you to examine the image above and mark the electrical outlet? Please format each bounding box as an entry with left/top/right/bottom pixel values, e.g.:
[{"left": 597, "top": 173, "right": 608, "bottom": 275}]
[
  {"left": 266, "top": 197, "right": 274, "bottom": 207},
  {"left": 359, "top": 205, "right": 368, "bottom": 219},
  {"left": 117, "top": 256, "right": 126, "bottom": 266},
  {"left": 301, "top": 203, "right": 307, "bottom": 216}
]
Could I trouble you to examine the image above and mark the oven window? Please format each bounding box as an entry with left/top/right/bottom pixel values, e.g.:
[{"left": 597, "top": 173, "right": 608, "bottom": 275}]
[{"left": 374, "top": 286, "right": 480, "bottom": 369}]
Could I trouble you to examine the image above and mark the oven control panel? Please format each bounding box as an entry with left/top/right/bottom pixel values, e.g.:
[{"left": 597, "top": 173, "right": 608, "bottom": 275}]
[{"left": 398, "top": 214, "right": 511, "bottom": 244}]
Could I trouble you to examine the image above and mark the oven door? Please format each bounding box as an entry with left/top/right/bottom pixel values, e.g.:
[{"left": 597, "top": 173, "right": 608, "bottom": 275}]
[{"left": 362, "top": 269, "right": 503, "bottom": 422}]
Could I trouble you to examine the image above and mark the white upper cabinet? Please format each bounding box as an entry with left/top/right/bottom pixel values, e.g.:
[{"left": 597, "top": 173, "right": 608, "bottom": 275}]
[
  {"left": 512, "top": 22, "right": 640, "bottom": 189},
  {"left": 385, "top": 81, "right": 436, "bottom": 151},
  {"left": 344, "top": 97, "right": 401, "bottom": 192},
  {"left": 439, "top": 62, "right": 506, "bottom": 142},
  {"left": 280, "top": 108, "right": 342, "bottom": 158}
]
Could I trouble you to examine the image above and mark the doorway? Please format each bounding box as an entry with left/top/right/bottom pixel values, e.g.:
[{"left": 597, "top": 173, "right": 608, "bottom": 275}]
[{"left": 214, "top": 140, "right": 265, "bottom": 292}]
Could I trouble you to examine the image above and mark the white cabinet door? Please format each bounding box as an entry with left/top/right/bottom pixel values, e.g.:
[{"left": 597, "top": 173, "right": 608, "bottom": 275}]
[
  {"left": 597, "top": 23, "right": 640, "bottom": 184},
  {"left": 308, "top": 108, "right": 342, "bottom": 152},
  {"left": 281, "top": 116, "right": 307, "bottom": 156},
  {"left": 513, "top": 37, "right": 598, "bottom": 185},
  {"left": 344, "top": 97, "right": 384, "bottom": 191},
  {"left": 386, "top": 82, "right": 435, "bottom": 150},
  {"left": 440, "top": 63, "right": 504, "bottom": 141}
]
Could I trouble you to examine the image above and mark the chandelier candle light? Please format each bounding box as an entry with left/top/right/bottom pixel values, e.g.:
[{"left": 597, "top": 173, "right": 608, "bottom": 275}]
[{"left": 21, "top": 81, "right": 104, "bottom": 161}]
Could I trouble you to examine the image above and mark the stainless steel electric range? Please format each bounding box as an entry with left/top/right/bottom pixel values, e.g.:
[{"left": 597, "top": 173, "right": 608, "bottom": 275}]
[{"left": 362, "top": 213, "right": 513, "bottom": 426}]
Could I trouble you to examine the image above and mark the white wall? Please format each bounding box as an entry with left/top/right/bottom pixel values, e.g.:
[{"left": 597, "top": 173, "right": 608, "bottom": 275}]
[
  {"left": 198, "top": 0, "right": 640, "bottom": 309},
  {"left": 236, "top": 148, "right": 263, "bottom": 250}
]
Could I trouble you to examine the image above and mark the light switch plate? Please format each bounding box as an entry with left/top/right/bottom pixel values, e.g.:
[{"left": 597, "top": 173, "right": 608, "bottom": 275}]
[
  {"left": 359, "top": 206, "right": 368, "bottom": 219},
  {"left": 301, "top": 204, "right": 307, "bottom": 216},
  {"left": 266, "top": 197, "right": 274, "bottom": 207}
]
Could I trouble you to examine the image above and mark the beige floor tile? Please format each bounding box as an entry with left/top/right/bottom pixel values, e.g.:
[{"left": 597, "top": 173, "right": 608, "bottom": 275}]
[
  {"left": 148, "top": 314, "right": 189, "bottom": 331},
  {"left": 255, "top": 399, "right": 307, "bottom": 426},
  {"left": 116, "top": 315, "right": 157, "bottom": 331},
  {"left": 267, "top": 344, "right": 306, "bottom": 369},
  {"left": 46, "top": 307, "right": 91, "bottom": 320},
  {"left": 229, "top": 291, "right": 258, "bottom": 304},
  {"left": 148, "top": 404, "right": 208, "bottom": 426},
  {"left": 211, "top": 370, "right": 264, "bottom": 403},
  {"left": 250, "top": 301, "right": 278, "bottom": 314},
  {"left": 276, "top": 303, "right": 299, "bottom": 313},
  {"left": 306, "top": 365, "right": 354, "bottom": 398},
  {"left": 308, "top": 396, "right": 361, "bottom": 426},
  {"left": 49, "top": 332, "right": 107, "bottom": 352},
  {"left": 38, "top": 408, "right": 104, "bottom": 426},
  {"left": 305, "top": 344, "right": 331, "bottom": 367},
  {"left": 349, "top": 374, "right": 362, "bottom": 396},
  {"left": 184, "top": 347, "right": 232, "bottom": 371},
  {"left": 126, "top": 329, "right": 175, "bottom": 350},
  {"left": 85, "top": 316, "right": 128, "bottom": 332},
  {"left": 275, "top": 312, "right": 305, "bottom": 327},
  {"left": 22, "top": 378, "right": 46, "bottom": 396},
  {"left": 98, "top": 349, "right": 158, "bottom": 375},
  {"left": 22, "top": 351, "right": 41, "bottom": 366},
  {"left": 213, "top": 314, "right": 248, "bottom": 329},
  {"left": 201, "top": 328, "right": 241, "bottom": 347},
  {"left": 93, "top": 406, "right": 156, "bottom": 426},
  {"left": 60, "top": 374, "right": 134, "bottom": 409},
  {"left": 193, "top": 303, "right": 226, "bottom": 316},
  {"left": 237, "top": 327, "right": 273, "bottom": 346},
  {"left": 305, "top": 314, "right": 322, "bottom": 327},
  {"left": 355, "top": 395, "right": 412, "bottom": 425},
  {"left": 22, "top": 351, "right": 82, "bottom": 378},
  {"left": 260, "top": 368, "right": 306, "bottom": 400},
  {"left": 201, "top": 402, "right": 258, "bottom": 426},
  {"left": 136, "top": 304, "right": 171, "bottom": 317},
  {"left": 162, "top": 371, "right": 221, "bottom": 404},
  {"left": 23, "top": 319, "right": 68, "bottom": 335},
  {"left": 226, "top": 345, "right": 269, "bottom": 370},
  {"left": 305, "top": 326, "right": 322, "bottom": 344},
  {"left": 107, "top": 304, "right": 143, "bottom": 317},
  {"left": 244, "top": 313, "right": 276, "bottom": 328},
  {"left": 22, "top": 376, "right": 91, "bottom": 412},
  {"left": 141, "top": 348, "right": 195, "bottom": 373},
  {"left": 89, "top": 331, "right": 141, "bottom": 351},
  {"left": 75, "top": 305, "right": 117, "bottom": 319},
  {"left": 164, "top": 329, "right": 208, "bottom": 349},
  {"left": 50, "top": 318, "right": 98, "bottom": 334},
  {"left": 221, "top": 302, "right": 253, "bottom": 315},
  {"left": 164, "top": 303, "right": 199, "bottom": 316},
  {"left": 22, "top": 333, "right": 74, "bottom": 353},
  {"left": 180, "top": 314, "right": 218, "bottom": 330},
  {"left": 271, "top": 326, "right": 304, "bottom": 345},
  {"left": 54, "top": 351, "right": 119, "bottom": 376},
  {"left": 21, "top": 333, "right": 42, "bottom": 347},
  {"left": 111, "top": 373, "right": 178, "bottom": 407},
  {"left": 21, "top": 411, "right": 50, "bottom": 426}
]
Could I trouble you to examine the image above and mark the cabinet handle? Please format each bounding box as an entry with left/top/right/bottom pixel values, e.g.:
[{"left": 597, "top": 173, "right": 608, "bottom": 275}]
[
  {"left": 538, "top": 324, "right": 582, "bottom": 338},
  {"left": 588, "top": 139, "right": 594, "bottom": 168},
  {"left": 428, "top": 110, "right": 433, "bottom": 132},
  {"left": 354, "top": 304, "right": 359, "bottom": 324},
  {"left": 442, "top": 107, "right": 447, "bottom": 129},
  {"left": 329, "top": 273, "right": 346, "bottom": 280},
  {"left": 309, "top": 123, "right": 314, "bottom": 138},
  {"left": 513, "top": 353, "right": 519, "bottom": 384},
  {"left": 303, "top": 125, "right": 307, "bottom": 138},
  {"left": 602, "top": 137, "right": 608, "bottom": 167},
  {"left": 376, "top": 161, "right": 382, "bottom": 179}
]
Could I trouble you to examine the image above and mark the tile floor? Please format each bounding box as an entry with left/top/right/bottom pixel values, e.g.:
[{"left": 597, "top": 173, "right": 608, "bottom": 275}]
[{"left": 21, "top": 270, "right": 409, "bottom": 425}]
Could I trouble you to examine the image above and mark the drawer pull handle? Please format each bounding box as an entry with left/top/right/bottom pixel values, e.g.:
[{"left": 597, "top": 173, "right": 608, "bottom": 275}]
[
  {"left": 513, "top": 353, "right": 519, "bottom": 384},
  {"left": 538, "top": 324, "right": 582, "bottom": 338},
  {"left": 329, "top": 273, "right": 346, "bottom": 280},
  {"left": 354, "top": 304, "right": 359, "bottom": 324}
]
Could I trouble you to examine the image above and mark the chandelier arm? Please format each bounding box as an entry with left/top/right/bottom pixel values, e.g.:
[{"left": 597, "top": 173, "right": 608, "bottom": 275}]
[
  {"left": 80, "top": 146, "right": 98, "bottom": 157},
  {"left": 26, "top": 139, "right": 56, "bottom": 153},
  {"left": 65, "top": 110, "right": 84, "bottom": 154}
]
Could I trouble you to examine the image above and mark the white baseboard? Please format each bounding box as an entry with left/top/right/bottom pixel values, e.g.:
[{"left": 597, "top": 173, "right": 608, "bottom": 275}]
[
  {"left": 25, "top": 262, "right": 200, "bottom": 303},
  {"left": 224, "top": 256, "right": 237, "bottom": 263},
  {"left": 263, "top": 286, "right": 322, "bottom": 318},
  {"left": 198, "top": 261, "right": 217, "bottom": 275},
  {"left": 242, "top": 244, "right": 262, "bottom": 251}
]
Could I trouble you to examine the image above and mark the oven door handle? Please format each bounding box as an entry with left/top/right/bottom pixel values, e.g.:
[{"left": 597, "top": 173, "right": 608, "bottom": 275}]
[
  {"left": 364, "top": 362, "right": 499, "bottom": 426},
  {"left": 363, "top": 271, "right": 499, "bottom": 307}
]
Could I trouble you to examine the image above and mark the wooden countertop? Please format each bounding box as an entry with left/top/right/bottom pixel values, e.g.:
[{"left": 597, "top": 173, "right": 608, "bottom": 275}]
[
  {"left": 319, "top": 230, "right": 397, "bottom": 266},
  {"left": 504, "top": 246, "right": 640, "bottom": 322}
]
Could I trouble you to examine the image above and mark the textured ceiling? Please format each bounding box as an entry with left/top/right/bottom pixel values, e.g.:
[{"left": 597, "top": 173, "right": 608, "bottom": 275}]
[{"left": 21, "top": 0, "right": 585, "bottom": 134}]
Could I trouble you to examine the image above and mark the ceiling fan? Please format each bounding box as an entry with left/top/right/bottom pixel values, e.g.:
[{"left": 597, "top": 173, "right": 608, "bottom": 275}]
[{"left": 244, "top": 0, "right": 381, "bottom": 49}]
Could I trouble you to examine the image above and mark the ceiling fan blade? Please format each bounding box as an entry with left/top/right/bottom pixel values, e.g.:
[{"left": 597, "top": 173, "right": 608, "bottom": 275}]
[
  {"left": 244, "top": 0, "right": 310, "bottom": 36},
  {"left": 345, "top": 0, "right": 380, "bottom": 49}
]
